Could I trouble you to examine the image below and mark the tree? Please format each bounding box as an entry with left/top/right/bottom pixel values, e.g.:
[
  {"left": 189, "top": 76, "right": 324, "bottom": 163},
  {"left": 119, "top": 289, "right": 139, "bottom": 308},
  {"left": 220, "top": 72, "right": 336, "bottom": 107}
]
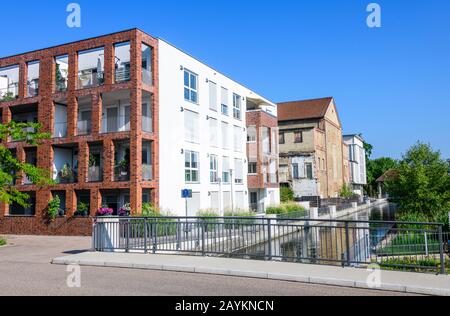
[
  {"left": 386, "top": 142, "right": 450, "bottom": 225},
  {"left": 366, "top": 157, "right": 399, "bottom": 196},
  {"left": 0, "top": 121, "right": 53, "bottom": 207}
]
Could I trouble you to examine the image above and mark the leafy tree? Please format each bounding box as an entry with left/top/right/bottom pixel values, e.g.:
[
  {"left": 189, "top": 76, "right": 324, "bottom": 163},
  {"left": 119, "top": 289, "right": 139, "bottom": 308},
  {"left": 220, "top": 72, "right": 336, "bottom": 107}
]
[
  {"left": 0, "top": 121, "right": 53, "bottom": 207},
  {"left": 386, "top": 142, "right": 450, "bottom": 226},
  {"left": 280, "top": 186, "right": 294, "bottom": 203},
  {"left": 366, "top": 157, "right": 399, "bottom": 196}
]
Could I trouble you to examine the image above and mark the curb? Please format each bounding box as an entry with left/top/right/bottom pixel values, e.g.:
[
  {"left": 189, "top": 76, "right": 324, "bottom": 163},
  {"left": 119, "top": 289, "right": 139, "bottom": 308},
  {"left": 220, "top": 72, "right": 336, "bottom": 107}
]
[{"left": 51, "top": 258, "right": 449, "bottom": 296}]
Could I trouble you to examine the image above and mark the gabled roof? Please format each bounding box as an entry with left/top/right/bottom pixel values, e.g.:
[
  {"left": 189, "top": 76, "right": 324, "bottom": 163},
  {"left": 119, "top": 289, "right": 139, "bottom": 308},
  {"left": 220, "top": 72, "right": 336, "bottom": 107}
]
[
  {"left": 277, "top": 97, "right": 333, "bottom": 122},
  {"left": 376, "top": 169, "right": 399, "bottom": 183}
]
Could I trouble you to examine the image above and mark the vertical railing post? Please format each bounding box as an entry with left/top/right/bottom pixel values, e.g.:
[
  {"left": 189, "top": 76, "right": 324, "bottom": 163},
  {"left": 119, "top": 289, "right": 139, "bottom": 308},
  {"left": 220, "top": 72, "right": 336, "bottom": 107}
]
[
  {"left": 267, "top": 219, "right": 272, "bottom": 261},
  {"left": 438, "top": 225, "right": 446, "bottom": 275},
  {"left": 126, "top": 219, "right": 130, "bottom": 253},
  {"left": 345, "top": 221, "right": 351, "bottom": 267},
  {"left": 153, "top": 220, "right": 158, "bottom": 254},
  {"left": 144, "top": 218, "right": 148, "bottom": 254},
  {"left": 177, "top": 218, "right": 181, "bottom": 251},
  {"left": 201, "top": 219, "right": 206, "bottom": 256}
]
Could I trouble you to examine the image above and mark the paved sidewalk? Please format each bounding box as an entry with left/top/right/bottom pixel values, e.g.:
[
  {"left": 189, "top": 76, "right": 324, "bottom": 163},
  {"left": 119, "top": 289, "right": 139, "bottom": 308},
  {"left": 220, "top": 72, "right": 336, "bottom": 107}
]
[{"left": 53, "top": 252, "right": 450, "bottom": 296}]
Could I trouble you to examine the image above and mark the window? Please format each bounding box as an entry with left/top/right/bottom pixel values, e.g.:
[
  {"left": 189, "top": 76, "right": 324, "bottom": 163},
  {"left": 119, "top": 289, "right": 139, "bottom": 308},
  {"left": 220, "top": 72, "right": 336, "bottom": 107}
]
[
  {"left": 184, "top": 110, "right": 200, "bottom": 143},
  {"left": 185, "top": 151, "right": 199, "bottom": 183},
  {"left": 292, "top": 163, "right": 300, "bottom": 179},
  {"left": 279, "top": 132, "right": 285, "bottom": 144},
  {"left": 77, "top": 47, "right": 104, "bottom": 89},
  {"left": 184, "top": 69, "right": 198, "bottom": 103},
  {"left": 221, "top": 87, "right": 229, "bottom": 115},
  {"left": 142, "top": 44, "right": 153, "bottom": 85},
  {"left": 247, "top": 126, "right": 257, "bottom": 142},
  {"left": 294, "top": 130, "right": 303, "bottom": 143},
  {"left": 209, "top": 81, "right": 217, "bottom": 111},
  {"left": 234, "top": 159, "right": 244, "bottom": 184},
  {"left": 210, "top": 155, "right": 218, "bottom": 183},
  {"left": 27, "top": 61, "right": 40, "bottom": 97},
  {"left": 114, "top": 42, "right": 131, "bottom": 83},
  {"left": 233, "top": 93, "right": 241, "bottom": 120},
  {"left": 305, "top": 163, "right": 313, "bottom": 180},
  {"left": 248, "top": 162, "right": 257, "bottom": 174},
  {"left": 209, "top": 117, "right": 219, "bottom": 147},
  {"left": 221, "top": 122, "right": 229, "bottom": 149},
  {"left": 233, "top": 126, "right": 243, "bottom": 153},
  {"left": 55, "top": 55, "right": 69, "bottom": 92},
  {"left": 222, "top": 157, "right": 230, "bottom": 183}
]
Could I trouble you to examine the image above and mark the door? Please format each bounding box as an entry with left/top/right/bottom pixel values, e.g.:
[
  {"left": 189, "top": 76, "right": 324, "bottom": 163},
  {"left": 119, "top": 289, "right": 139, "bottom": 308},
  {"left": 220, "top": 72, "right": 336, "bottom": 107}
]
[{"left": 107, "top": 107, "right": 118, "bottom": 132}]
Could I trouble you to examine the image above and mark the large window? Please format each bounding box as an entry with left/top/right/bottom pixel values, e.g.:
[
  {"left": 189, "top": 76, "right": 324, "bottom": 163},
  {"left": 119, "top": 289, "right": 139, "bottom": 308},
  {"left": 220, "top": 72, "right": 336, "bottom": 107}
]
[
  {"left": 222, "top": 157, "right": 230, "bottom": 183},
  {"left": 234, "top": 159, "right": 244, "bottom": 184},
  {"left": 0, "top": 65, "right": 19, "bottom": 101},
  {"left": 279, "top": 132, "right": 285, "bottom": 144},
  {"left": 247, "top": 126, "right": 257, "bottom": 142},
  {"left": 55, "top": 55, "right": 69, "bottom": 92},
  {"left": 305, "top": 162, "right": 313, "bottom": 180},
  {"left": 292, "top": 163, "right": 300, "bottom": 179},
  {"left": 233, "top": 93, "right": 242, "bottom": 120},
  {"left": 77, "top": 47, "right": 104, "bottom": 89},
  {"left": 248, "top": 162, "right": 257, "bottom": 174},
  {"left": 221, "top": 87, "right": 229, "bottom": 115},
  {"left": 262, "top": 127, "right": 270, "bottom": 154},
  {"left": 184, "top": 69, "right": 198, "bottom": 103},
  {"left": 209, "top": 81, "right": 217, "bottom": 111},
  {"left": 142, "top": 43, "right": 153, "bottom": 85},
  {"left": 210, "top": 155, "right": 218, "bottom": 183},
  {"left": 27, "top": 61, "right": 40, "bottom": 97},
  {"left": 184, "top": 110, "right": 200, "bottom": 143},
  {"left": 114, "top": 42, "right": 131, "bottom": 83},
  {"left": 185, "top": 150, "right": 199, "bottom": 183}
]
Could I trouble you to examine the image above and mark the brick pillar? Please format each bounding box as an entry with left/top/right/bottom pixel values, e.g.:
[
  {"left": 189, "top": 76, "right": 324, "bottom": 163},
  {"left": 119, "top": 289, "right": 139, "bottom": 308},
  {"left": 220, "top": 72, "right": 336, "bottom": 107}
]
[
  {"left": 103, "top": 138, "right": 115, "bottom": 183},
  {"left": 19, "top": 62, "right": 27, "bottom": 99},
  {"left": 67, "top": 94, "right": 78, "bottom": 138},
  {"left": 0, "top": 202, "right": 7, "bottom": 217},
  {"left": 37, "top": 143, "right": 53, "bottom": 179},
  {"left": 38, "top": 57, "right": 54, "bottom": 134},
  {"left": 36, "top": 189, "right": 52, "bottom": 220},
  {"left": 91, "top": 93, "right": 102, "bottom": 135},
  {"left": 78, "top": 141, "right": 89, "bottom": 184},
  {"left": 16, "top": 146, "right": 26, "bottom": 186},
  {"left": 104, "top": 44, "right": 114, "bottom": 85},
  {"left": 90, "top": 189, "right": 102, "bottom": 216},
  {"left": 2, "top": 107, "right": 11, "bottom": 124},
  {"left": 130, "top": 33, "right": 143, "bottom": 214},
  {"left": 66, "top": 189, "right": 77, "bottom": 216},
  {"left": 68, "top": 52, "right": 78, "bottom": 92}
]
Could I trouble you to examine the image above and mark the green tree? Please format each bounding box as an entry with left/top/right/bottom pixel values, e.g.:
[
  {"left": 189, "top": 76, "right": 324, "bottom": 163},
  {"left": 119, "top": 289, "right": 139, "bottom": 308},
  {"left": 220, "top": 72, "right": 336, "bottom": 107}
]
[
  {"left": 387, "top": 142, "right": 450, "bottom": 226},
  {"left": 0, "top": 121, "right": 53, "bottom": 207},
  {"left": 366, "top": 157, "right": 399, "bottom": 196},
  {"left": 280, "top": 186, "right": 294, "bottom": 203}
]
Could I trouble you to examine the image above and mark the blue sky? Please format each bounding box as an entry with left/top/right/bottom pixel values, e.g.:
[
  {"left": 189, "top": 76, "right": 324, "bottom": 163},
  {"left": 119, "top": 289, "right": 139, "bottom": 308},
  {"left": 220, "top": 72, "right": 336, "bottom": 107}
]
[{"left": 1, "top": 0, "right": 449, "bottom": 159}]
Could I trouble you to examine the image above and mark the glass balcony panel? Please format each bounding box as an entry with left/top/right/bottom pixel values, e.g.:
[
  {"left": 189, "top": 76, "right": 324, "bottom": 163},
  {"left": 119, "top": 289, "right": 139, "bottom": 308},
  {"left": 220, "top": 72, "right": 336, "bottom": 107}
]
[
  {"left": 141, "top": 44, "right": 153, "bottom": 86},
  {"left": 102, "top": 115, "right": 130, "bottom": 133},
  {"left": 88, "top": 165, "right": 103, "bottom": 182},
  {"left": 54, "top": 122, "right": 68, "bottom": 138},
  {"left": 142, "top": 116, "right": 153, "bottom": 133},
  {"left": 77, "top": 120, "right": 91, "bottom": 135},
  {"left": 142, "top": 164, "right": 153, "bottom": 181}
]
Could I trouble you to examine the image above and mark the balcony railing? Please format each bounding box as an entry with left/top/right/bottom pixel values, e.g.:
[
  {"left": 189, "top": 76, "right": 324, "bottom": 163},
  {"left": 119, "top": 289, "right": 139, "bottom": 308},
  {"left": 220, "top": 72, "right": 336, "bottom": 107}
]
[
  {"left": 77, "top": 120, "right": 92, "bottom": 135},
  {"left": 27, "top": 79, "right": 39, "bottom": 97},
  {"left": 54, "top": 122, "right": 68, "bottom": 138},
  {"left": 115, "top": 68, "right": 130, "bottom": 83},
  {"left": 55, "top": 169, "right": 78, "bottom": 184},
  {"left": 142, "top": 115, "right": 153, "bottom": 133},
  {"left": 142, "top": 68, "right": 152, "bottom": 86},
  {"left": 114, "top": 165, "right": 130, "bottom": 182},
  {"left": 88, "top": 166, "right": 103, "bottom": 182},
  {"left": 77, "top": 70, "right": 104, "bottom": 89},
  {"left": 102, "top": 116, "right": 130, "bottom": 133},
  {"left": 142, "top": 164, "right": 153, "bottom": 181}
]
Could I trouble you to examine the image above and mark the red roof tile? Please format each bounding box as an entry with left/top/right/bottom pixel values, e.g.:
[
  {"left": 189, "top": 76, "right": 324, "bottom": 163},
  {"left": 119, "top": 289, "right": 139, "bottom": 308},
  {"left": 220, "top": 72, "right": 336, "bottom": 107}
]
[{"left": 277, "top": 97, "right": 333, "bottom": 122}]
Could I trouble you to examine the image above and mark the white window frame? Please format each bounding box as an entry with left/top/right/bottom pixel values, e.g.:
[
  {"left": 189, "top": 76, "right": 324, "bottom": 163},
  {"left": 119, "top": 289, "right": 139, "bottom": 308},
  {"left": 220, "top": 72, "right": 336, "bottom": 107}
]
[
  {"left": 221, "top": 87, "right": 229, "bottom": 116},
  {"left": 184, "top": 69, "right": 198, "bottom": 104},
  {"left": 233, "top": 93, "right": 242, "bottom": 120},
  {"left": 247, "top": 126, "right": 257, "bottom": 143},
  {"left": 210, "top": 154, "right": 219, "bottom": 183},
  {"left": 185, "top": 150, "right": 199, "bottom": 183}
]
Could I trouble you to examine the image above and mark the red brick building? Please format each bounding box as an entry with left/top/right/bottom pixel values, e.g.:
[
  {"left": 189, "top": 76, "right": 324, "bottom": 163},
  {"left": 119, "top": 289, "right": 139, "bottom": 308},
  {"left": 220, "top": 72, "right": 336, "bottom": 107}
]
[{"left": 0, "top": 29, "right": 159, "bottom": 235}]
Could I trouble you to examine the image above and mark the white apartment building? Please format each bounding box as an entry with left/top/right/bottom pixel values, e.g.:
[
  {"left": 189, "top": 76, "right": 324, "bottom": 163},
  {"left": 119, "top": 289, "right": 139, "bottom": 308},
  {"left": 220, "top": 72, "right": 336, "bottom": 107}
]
[
  {"left": 158, "top": 39, "right": 278, "bottom": 215},
  {"left": 343, "top": 134, "right": 367, "bottom": 196}
]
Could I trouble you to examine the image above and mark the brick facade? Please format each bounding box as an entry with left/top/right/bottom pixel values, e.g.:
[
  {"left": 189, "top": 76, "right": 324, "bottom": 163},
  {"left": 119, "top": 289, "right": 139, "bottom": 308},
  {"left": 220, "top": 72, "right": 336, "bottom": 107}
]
[{"left": 0, "top": 29, "right": 159, "bottom": 236}]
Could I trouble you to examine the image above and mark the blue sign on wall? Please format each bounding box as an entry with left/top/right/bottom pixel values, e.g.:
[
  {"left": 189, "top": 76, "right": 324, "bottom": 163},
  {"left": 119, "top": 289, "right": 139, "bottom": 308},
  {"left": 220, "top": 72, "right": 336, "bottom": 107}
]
[{"left": 181, "top": 189, "right": 193, "bottom": 199}]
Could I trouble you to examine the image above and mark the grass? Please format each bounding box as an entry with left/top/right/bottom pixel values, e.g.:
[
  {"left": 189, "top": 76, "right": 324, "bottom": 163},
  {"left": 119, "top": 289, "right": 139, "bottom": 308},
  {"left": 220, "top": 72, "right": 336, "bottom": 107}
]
[
  {"left": 377, "top": 233, "right": 442, "bottom": 256},
  {"left": 377, "top": 257, "right": 450, "bottom": 274},
  {"left": 0, "top": 238, "right": 6, "bottom": 247}
]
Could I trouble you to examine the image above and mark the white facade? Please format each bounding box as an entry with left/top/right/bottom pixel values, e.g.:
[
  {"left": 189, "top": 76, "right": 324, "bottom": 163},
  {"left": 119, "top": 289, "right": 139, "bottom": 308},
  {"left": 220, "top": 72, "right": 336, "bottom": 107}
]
[
  {"left": 343, "top": 135, "right": 367, "bottom": 196},
  {"left": 158, "top": 40, "right": 275, "bottom": 215}
]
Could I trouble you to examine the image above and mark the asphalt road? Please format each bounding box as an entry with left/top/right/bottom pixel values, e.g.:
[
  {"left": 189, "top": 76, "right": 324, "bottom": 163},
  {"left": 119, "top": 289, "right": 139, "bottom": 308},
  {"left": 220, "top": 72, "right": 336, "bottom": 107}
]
[{"left": 0, "top": 235, "right": 414, "bottom": 296}]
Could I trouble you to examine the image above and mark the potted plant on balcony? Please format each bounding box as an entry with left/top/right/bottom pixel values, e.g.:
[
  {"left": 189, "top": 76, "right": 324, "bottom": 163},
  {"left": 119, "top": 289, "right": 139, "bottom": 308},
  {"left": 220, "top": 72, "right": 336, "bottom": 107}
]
[
  {"left": 96, "top": 206, "right": 114, "bottom": 217},
  {"left": 118, "top": 158, "right": 129, "bottom": 181},
  {"left": 74, "top": 202, "right": 89, "bottom": 217},
  {"left": 59, "top": 163, "right": 74, "bottom": 183},
  {"left": 47, "top": 196, "right": 60, "bottom": 221},
  {"left": 118, "top": 204, "right": 131, "bottom": 217}
]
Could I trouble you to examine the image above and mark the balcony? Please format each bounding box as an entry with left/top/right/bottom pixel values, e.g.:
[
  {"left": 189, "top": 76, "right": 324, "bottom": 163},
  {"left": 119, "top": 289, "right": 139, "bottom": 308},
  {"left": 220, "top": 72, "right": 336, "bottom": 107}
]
[
  {"left": 77, "top": 120, "right": 91, "bottom": 135},
  {"left": 101, "top": 90, "right": 130, "bottom": 133},
  {"left": 88, "top": 144, "right": 103, "bottom": 182},
  {"left": 77, "top": 47, "right": 104, "bottom": 90},
  {"left": 54, "top": 100, "right": 68, "bottom": 138},
  {"left": 77, "top": 96, "right": 92, "bottom": 135},
  {"left": 53, "top": 145, "right": 78, "bottom": 184},
  {"left": 114, "top": 140, "right": 130, "bottom": 182},
  {"left": 142, "top": 44, "right": 153, "bottom": 86},
  {"left": 78, "top": 69, "right": 104, "bottom": 89},
  {"left": 115, "top": 67, "right": 130, "bottom": 83},
  {"left": 10, "top": 105, "right": 38, "bottom": 142},
  {"left": 0, "top": 83, "right": 19, "bottom": 102},
  {"left": 142, "top": 165, "right": 153, "bottom": 181},
  {"left": 0, "top": 65, "right": 19, "bottom": 102}
]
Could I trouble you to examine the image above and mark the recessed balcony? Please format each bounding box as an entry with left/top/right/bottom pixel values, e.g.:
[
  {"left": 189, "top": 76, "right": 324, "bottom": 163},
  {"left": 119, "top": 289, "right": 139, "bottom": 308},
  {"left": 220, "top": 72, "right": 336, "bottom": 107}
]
[
  {"left": 77, "top": 47, "right": 104, "bottom": 90},
  {"left": 26, "top": 61, "right": 39, "bottom": 98},
  {"left": 88, "top": 143, "right": 103, "bottom": 183},
  {"left": 114, "top": 42, "right": 131, "bottom": 83},
  {"left": 53, "top": 99, "right": 68, "bottom": 138},
  {"left": 10, "top": 104, "right": 38, "bottom": 142},
  {"left": 114, "top": 140, "right": 130, "bottom": 182},
  {"left": 101, "top": 90, "right": 130, "bottom": 133},
  {"left": 0, "top": 65, "right": 19, "bottom": 102},
  {"left": 53, "top": 145, "right": 78, "bottom": 184},
  {"left": 77, "top": 96, "right": 92, "bottom": 136}
]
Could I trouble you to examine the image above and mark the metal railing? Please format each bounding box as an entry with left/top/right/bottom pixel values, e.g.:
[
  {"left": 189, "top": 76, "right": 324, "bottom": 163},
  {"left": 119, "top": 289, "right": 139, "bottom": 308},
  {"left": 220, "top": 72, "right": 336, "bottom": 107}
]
[
  {"left": 77, "top": 70, "right": 104, "bottom": 89},
  {"left": 115, "top": 68, "right": 131, "bottom": 83},
  {"left": 55, "top": 78, "right": 68, "bottom": 92},
  {"left": 93, "top": 217, "right": 449, "bottom": 274},
  {"left": 101, "top": 116, "right": 130, "bottom": 133}
]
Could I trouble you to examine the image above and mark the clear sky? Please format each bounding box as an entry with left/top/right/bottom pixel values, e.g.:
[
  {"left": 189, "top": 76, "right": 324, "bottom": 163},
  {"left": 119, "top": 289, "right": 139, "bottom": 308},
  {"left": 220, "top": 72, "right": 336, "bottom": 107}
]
[{"left": 1, "top": 0, "right": 449, "bottom": 159}]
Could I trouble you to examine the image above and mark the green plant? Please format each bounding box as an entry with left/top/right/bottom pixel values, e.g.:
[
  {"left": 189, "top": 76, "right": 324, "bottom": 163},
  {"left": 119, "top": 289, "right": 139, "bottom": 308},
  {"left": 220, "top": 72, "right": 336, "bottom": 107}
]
[
  {"left": 142, "top": 202, "right": 160, "bottom": 217},
  {"left": 74, "top": 202, "right": 89, "bottom": 216},
  {"left": 48, "top": 196, "right": 60, "bottom": 221},
  {"left": 280, "top": 186, "right": 295, "bottom": 203},
  {"left": 60, "top": 163, "right": 73, "bottom": 179},
  {"left": 0, "top": 91, "right": 16, "bottom": 102},
  {"left": 340, "top": 184, "right": 357, "bottom": 198},
  {"left": 0, "top": 238, "right": 6, "bottom": 246},
  {"left": 89, "top": 154, "right": 99, "bottom": 167}
]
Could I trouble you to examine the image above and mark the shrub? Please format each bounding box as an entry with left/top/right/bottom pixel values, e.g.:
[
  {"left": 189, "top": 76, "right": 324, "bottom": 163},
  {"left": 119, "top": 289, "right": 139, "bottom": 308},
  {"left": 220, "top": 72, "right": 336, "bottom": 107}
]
[
  {"left": 197, "top": 209, "right": 220, "bottom": 218},
  {"left": 266, "top": 203, "right": 306, "bottom": 215},
  {"left": 280, "top": 186, "right": 294, "bottom": 203},
  {"left": 0, "top": 238, "right": 6, "bottom": 246},
  {"left": 340, "top": 184, "right": 358, "bottom": 198},
  {"left": 47, "top": 196, "right": 60, "bottom": 220},
  {"left": 142, "top": 202, "right": 160, "bottom": 217}
]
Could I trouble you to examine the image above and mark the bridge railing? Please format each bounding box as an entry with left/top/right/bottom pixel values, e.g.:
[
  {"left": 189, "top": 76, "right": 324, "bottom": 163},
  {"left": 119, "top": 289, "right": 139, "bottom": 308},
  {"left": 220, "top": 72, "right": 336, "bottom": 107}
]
[{"left": 92, "top": 216, "right": 448, "bottom": 274}]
